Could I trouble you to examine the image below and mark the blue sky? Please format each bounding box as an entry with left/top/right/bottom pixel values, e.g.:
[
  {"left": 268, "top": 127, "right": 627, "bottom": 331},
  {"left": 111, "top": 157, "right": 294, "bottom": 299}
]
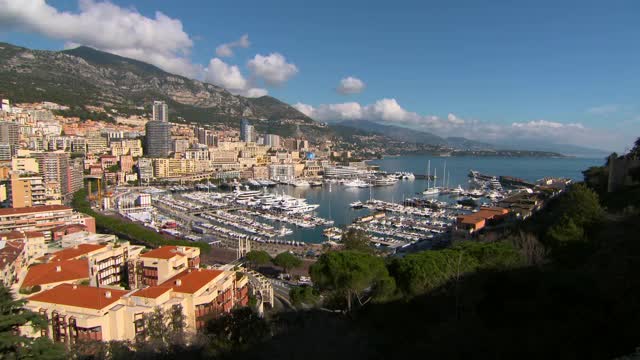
[{"left": 1, "top": 0, "right": 638, "bottom": 151}]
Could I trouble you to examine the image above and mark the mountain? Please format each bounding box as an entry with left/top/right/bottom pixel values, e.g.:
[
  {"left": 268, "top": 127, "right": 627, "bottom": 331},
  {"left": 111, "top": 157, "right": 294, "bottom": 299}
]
[
  {"left": 495, "top": 139, "right": 610, "bottom": 158},
  {"left": 0, "top": 42, "right": 325, "bottom": 137},
  {"left": 337, "top": 119, "right": 445, "bottom": 145},
  {"left": 336, "top": 120, "right": 495, "bottom": 150}
]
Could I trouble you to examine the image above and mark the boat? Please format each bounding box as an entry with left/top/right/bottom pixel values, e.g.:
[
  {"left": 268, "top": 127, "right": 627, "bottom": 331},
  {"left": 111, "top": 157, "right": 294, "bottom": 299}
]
[
  {"left": 291, "top": 180, "right": 310, "bottom": 187},
  {"left": 350, "top": 201, "right": 364, "bottom": 209},
  {"left": 422, "top": 161, "right": 440, "bottom": 196},
  {"left": 309, "top": 180, "right": 323, "bottom": 187},
  {"left": 450, "top": 185, "right": 464, "bottom": 195},
  {"left": 344, "top": 179, "right": 368, "bottom": 187},
  {"left": 374, "top": 176, "right": 398, "bottom": 186}
]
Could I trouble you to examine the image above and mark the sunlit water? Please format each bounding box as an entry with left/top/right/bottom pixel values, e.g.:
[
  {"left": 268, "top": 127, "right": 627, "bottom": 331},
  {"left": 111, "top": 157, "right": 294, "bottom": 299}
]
[{"left": 259, "top": 155, "right": 602, "bottom": 243}]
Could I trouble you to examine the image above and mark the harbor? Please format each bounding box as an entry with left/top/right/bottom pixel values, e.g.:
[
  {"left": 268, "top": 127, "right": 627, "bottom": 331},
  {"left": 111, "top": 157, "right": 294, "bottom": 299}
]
[{"left": 104, "top": 155, "right": 599, "bottom": 255}]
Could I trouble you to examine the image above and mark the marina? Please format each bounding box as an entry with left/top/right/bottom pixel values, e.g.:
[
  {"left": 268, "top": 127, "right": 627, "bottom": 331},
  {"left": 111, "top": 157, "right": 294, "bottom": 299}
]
[{"left": 110, "top": 155, "right": 600, "bottom": 251}]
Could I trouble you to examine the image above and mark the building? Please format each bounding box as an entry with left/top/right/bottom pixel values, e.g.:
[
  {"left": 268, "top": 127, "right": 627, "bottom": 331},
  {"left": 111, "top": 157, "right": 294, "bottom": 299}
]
[
  {"left": 21, "top": 244, "right": 248, "bottom": 343},
  {"left": 0, "top": 144, "right": 11, "bottom": 161},
  {"left": 137, "top": 158, "right": 154, "bottom": 182},
  {"left": 130, "top": 245, "right": 200, "bottom": 288},
  {"left": 152, "top": 101, "right": 169, "bottom": 122},
  {"left": 21, "top": 259, "right": 90, "bottom": 291},
  {"left": 145, "top": 120, "right": 172, "bottom": 158},
  {"left": 32, "top": 152, "right": 79, "bottom": 200},
  {"left": 0, "top": 238, "right": 26, "bottom": 287},
  {"left": 455, "top": 207, "right": 509, "bottom": 233},
  {"left": 4, "top": 173, "right": 47, "bottom": 208},
  {"left": 0, "top": 205, "right": 95, "bottom": 241},
  {"left": 268, "top": 164, "right": 295, "bottom": 181},
  {"left": 24, "top": 267, "right": 248, "bottom": 343},
  {"left": 264, "top": 134, "right": 280, "bottom": 148},
  {"left": 0, "top": 121, "right": 20, "bottom": 155},
  {"left": 85, "top": 132, "right": 108, "bottom": 154},
  {"left": 240, "top": 119, "right": 254, "bottom": 143}
]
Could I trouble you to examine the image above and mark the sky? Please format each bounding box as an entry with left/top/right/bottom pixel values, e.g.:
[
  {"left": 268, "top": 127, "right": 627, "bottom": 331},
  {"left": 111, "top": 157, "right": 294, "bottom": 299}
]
[{"left": 0, "top": 0, "right": 638, "bottom": 152}]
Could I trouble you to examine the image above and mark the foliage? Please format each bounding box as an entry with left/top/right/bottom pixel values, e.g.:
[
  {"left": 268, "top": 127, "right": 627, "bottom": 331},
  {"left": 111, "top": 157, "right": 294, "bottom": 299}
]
[
  {"left": 289, "top": 286, "right": 320, "bottom": 308},
  {"left": 553, "top": 183, "right": 603, "bottom": 227},
  {"left": 244, "top": 250, "right": 271, "bottom": 269},
  {"left": 547, "top": 215, "right": 585, "bottom": 244},
  {"left": 509, "top": 231, "right": 547, "bottom": 266},
  {"left": 137, "top": 305, "right": 186, "bottom": 351},
  {"left": 18, "top": 285, "right": 41, "bottom": 295},
  {"left": 0, "top": 286, "right": 65, "bottom": 359},
  {"left": 583, "top": 165, "right": 609, "bottom": 194},
  {"left": 388, "top": 241, "right": 523, "bottom": 298},
  {"left": 203, "top": 307, "right": 269, "bottom": 355},
  {"left": 272, "top": 252, "right": 302, "bottom": 274},
  {"left": 310, "top": 250, "right": 396, "bottom": 311},
  {"left": 72, "top": 188, "right": 210, "bottom": 252},
  {"left": 341, "top": 228, "right": 373, "bottom": 253}
]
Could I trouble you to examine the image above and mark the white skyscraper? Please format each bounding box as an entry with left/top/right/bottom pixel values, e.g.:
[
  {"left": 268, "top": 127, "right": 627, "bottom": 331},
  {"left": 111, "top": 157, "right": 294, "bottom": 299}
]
[{"left": 152, "top": 101, "right": 169, "bottom": 122}]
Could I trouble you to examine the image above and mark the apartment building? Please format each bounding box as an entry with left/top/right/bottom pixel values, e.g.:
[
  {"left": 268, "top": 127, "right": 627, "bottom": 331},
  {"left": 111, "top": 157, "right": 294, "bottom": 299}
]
[
  {"left": 0, "top": 205, "right": 95, "bottom": 241},
  {"left": 4, "top": 173, "right": 47, "bottom": 208},
  {"left": 130, "top": 246, "right": 200, "bottom": 288},
  {"left": 23, "top": 245, "right": 248, "bottom": 343},
  {"left": 24, "top": 267, "right": 248, "bottom": 343}
]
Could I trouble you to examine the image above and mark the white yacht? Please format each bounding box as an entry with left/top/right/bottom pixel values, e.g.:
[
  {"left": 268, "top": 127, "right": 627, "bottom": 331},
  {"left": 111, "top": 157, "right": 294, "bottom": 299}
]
[
  {"left": 291, "top": 179, "right": 310, "bottom": 187},
  {"left": 344, "top": 179, "right": 368, "bottom": 187},
  {"left": 423, "top": 160, "right": 440, "bottom": 196},
  {"left": 374, "top": 176, "right": 398, "bottom": 186}
]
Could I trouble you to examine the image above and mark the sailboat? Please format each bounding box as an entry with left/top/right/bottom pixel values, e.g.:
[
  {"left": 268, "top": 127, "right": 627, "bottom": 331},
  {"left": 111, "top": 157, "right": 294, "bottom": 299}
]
[{"left": 423, "top": 160, "right": 440, "bottom": 196}]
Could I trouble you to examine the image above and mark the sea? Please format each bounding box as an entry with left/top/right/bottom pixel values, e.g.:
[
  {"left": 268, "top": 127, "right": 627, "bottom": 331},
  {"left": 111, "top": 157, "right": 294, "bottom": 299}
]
[{"left": 264, "top": 155, "right": 603, "bottom": 244}]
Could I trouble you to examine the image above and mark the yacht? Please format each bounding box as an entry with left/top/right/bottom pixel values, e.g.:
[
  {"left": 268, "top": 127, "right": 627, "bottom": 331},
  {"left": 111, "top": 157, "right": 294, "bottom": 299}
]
[
  {"left": 309, "top": 180, "right": 323, "bottom": 187},
  {"left": 291, "top": 180, "right": 310, "bottom": 187},
  {"left": 450, "top": 185, "right": 464, "bottom": 195},
  {"left": 423, "top": 161, "right": 440, "bottom": 195},
  {"left": 374, "top": 176, "right": 398, "bottom": 186},
  {"left": 350, "top": 201, "right": 364, "bottom": 209},
  {"left": 344, "top": 179, "right": 368, "bottom": 187}
]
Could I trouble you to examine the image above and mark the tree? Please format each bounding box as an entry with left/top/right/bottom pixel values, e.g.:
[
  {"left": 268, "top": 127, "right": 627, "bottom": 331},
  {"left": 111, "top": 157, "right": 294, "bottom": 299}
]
[
  {"left": 388, "top": 241, "right": 523, "bottom": 298},
  {"left": 204, "top": 307, "right": 269, "bottom": 354},
  {"left": 0, "top": 286, "right": 65, "bottom": 359},
  {"left": 245, "top": 250, "right": 271, "bottom": 269},
  {"left": 289, "top": 285, "right": 320, "bottom": 308},
  {"left": 273, "top": 252, "right": 302, "bottom": 274},
  {"left": 310, "top": 250, "right": 395, "bottom": 311},
  {"left": 554, "top": 183, "right": 603, "bottom": 227},
  {"left": 547, "top": 216, "right": 585, "bottom": 244},
  {"left": 341, "top": 228, "right": 373, "bottom": 253}
]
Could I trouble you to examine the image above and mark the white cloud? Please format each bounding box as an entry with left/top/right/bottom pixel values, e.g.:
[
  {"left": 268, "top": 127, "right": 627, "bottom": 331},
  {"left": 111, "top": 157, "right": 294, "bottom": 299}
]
[
  {"left": 295, "top": 98, "right": 617, "bottom": 149},
  {"left": 215, "top": 34, "right": 250, "bottom": 58},
  {"left": 337, "top": 76, "right": 365, "bottom": 95},
  {"left": 204, "top": 58, "right": 267, "bottom": 98},
  {"left": 248, "top": 53, "right": 298, "bottom": 86},
  {"left": 0, "top": 0, "right": 200, "bottom": 77}
]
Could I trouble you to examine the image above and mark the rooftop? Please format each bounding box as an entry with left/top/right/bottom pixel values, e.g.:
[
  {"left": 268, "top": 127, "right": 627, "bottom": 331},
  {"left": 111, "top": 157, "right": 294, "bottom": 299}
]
[
  {"left": 22, "top": 259, "right": 89, "bottom": 288},
  {"left": 140, "top": 246, "right": 186, "bottom": 260},
  {"left": 28, "top": 283, "right": 128, "bottom": 310},
  {"left": 49, "top": 243, "right": 106, "bottom": 262},
  {"left": 0, "top": 205, "right": 72, "bottom": 217},
  {"left": 131, "top": 286, "right": 171, "bottom": 299},
  {"left": 164, "top": 268, "right": 224, "bottom": 294}
]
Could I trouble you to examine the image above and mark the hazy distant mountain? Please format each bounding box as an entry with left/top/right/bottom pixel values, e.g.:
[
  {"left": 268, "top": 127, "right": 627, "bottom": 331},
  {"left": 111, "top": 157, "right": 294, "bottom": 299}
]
[
  {"left": 336, "top": 120, "right": 495, "bottom": 150},
  {"left": 0, "top": 42, "right": 328, "bottom": 138},
  {"left": 495, "top": 139, "right": 610, "bottom": 158}
]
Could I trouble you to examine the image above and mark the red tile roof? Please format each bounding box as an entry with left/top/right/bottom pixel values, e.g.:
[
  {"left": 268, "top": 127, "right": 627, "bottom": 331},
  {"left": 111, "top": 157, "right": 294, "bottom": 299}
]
[
  {"left": 164, "top": 269, "right": 224, "bottom": 294},
  {"left": 0, "top": 240, "right": 25, "bottom": 270},
  {"left": 49, "top": 244, "right": 106, "bottom": 262},
  {"left": 140, "top": 246, "right": 185, "bottom": 260},
  {"left": 28, "top": 284, "right": 128, "bottom": 310},
  {"left": 22, "top": 259, "right": 89, "bottom": 288},
  {"left": 0, "top": 205, "right": 72, "bottom": 217},
  {"left": 131, "top": 286, "right": 171, "bottom": 299}
]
